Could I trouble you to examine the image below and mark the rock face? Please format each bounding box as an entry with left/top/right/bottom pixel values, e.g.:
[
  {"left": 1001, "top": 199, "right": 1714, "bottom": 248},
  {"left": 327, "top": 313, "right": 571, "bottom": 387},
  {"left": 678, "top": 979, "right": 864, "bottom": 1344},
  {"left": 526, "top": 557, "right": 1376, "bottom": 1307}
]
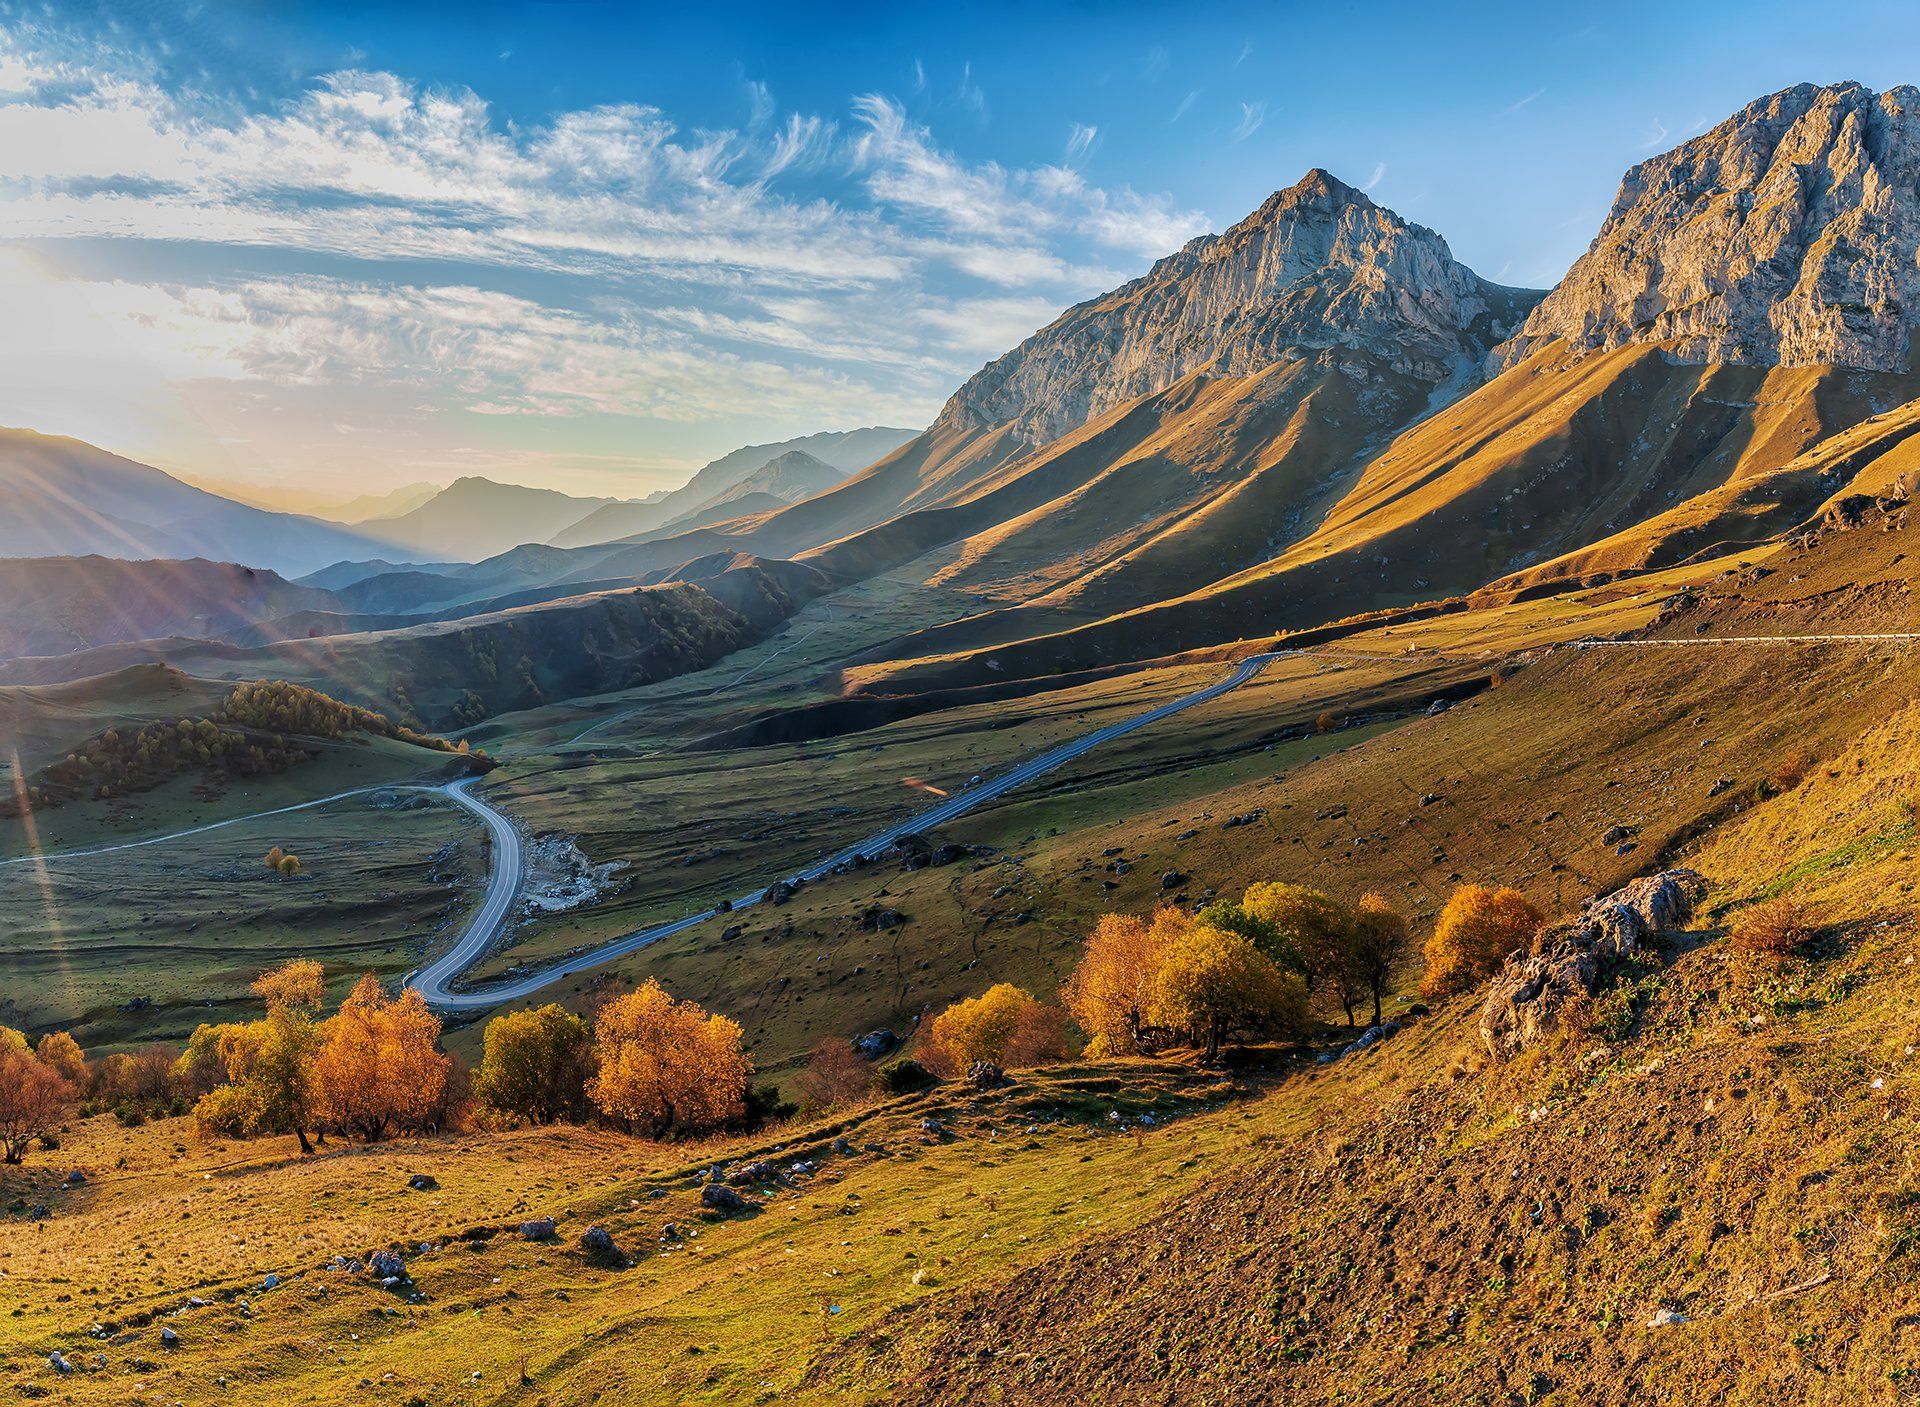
[
  {"left": 938, "top": 169, "right": 1537, "bottom": 445},
  {"left": 1479, "top": 870, "right": 1706, "bottom": 1058},
  {"left": 1493, "top": 82, "right": 1920, "bottom": 374}
]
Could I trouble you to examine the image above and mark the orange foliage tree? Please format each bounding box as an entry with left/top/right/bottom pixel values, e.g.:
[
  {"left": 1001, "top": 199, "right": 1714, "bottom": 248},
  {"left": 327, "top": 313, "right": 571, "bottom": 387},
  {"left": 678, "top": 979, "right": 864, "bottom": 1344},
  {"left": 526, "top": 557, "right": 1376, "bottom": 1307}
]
[
  {"left": 34, "top": 1030, "right": 89, "bottom": 1090},
  {"left": 1420, "top": 885, "right": 1543, "bottom": 996},
  {"left": 314, "top": 975, "right": 453, "bottom": 1141},
  {"left": 586, "top": 978, "right": 751, "bottom": 1138},
  {"left": 1062, "top": 909, "right": 1183, "bottom": 1055},
  {"left": 0, "top": 1041, "right": 74, "bottom": 1164}
]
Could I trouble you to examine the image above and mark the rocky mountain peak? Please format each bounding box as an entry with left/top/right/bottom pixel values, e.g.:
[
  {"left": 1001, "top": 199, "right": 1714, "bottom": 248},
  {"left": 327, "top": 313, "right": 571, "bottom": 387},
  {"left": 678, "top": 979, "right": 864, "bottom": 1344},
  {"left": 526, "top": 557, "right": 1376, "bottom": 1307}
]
[
  {"left": 1492, "top": 81, "right": 1920, "bottom": 373},
  {"left": 937, "top": 175, "right": 1539, "bottom": 446}
]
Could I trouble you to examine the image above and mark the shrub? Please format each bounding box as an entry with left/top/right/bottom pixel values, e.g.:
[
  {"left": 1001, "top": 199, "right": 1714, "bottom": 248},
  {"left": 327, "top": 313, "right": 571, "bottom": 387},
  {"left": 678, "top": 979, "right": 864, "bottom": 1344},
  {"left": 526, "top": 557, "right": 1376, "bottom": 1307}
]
[
  {"left": 792, "top": 1039, "right": 874, "bottom": 1113},
  {"left": 1730, "top": 897, "right": 1810, "bottom": 963},
  {"left": 875, "top": 1057, "right": 936, "bottom": 1095},
  {"left": 1420, "top": 885, "right": 1543, "bottom": 997}
]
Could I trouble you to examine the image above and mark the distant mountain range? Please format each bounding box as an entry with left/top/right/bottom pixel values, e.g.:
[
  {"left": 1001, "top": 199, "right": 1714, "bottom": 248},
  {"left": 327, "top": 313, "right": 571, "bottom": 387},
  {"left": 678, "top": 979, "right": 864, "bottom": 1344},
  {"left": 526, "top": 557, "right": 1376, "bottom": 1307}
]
[
  {"left": 178, "top": 476, "right": 440, "bottom": 524},
  {"left": 548, "top": 427, "right": 916, "bottom": 547}
]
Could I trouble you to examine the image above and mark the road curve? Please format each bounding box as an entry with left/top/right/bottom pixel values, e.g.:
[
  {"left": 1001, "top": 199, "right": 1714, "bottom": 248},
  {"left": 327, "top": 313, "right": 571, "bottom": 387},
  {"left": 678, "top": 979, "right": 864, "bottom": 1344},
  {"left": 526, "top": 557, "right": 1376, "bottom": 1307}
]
[{"left": 407, "top": 651, "right": 1285, "bottom": 1011}]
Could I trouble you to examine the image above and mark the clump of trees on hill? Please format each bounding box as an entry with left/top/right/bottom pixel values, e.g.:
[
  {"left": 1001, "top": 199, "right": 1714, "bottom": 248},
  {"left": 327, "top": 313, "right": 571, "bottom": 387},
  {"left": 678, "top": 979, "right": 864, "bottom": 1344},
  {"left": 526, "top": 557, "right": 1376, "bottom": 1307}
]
[{"left": 0, "top": 679, "right": 478, "bottom": 818}]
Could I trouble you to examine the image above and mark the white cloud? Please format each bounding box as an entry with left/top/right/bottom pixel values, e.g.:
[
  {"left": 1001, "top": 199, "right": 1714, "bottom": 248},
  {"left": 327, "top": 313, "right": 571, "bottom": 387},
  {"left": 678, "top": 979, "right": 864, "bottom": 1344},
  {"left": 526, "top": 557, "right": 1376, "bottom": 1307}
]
[
  {"left": 1362, "top": 162, "right": 1386, "bottom": 192},
  {"left": 1231, "top": 101, "right": 1266, "bottom": 142},
  {"left": 1064, "top": 122, "right": 1098, "bottom": 164}
]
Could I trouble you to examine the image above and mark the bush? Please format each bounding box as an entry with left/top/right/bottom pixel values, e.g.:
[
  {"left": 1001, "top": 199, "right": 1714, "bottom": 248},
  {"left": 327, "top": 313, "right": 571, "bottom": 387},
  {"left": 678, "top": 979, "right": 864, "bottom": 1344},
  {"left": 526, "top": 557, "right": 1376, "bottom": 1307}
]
[
  {"left": 792, "top": 1039, "right": 874, "bottom": 1113},
  {"left": 1420, "top": 885, "right": 1543, "bottom": 997},
  {"left": 1730, "top": 897, "right": 1810, "bottom": 963},
  {"left": 875, "top": 1057, "right": 936, "bottom": 1095},
  {"left": 473, "top": 1004, "right": 592, "bottom": 1125},
  {"left": 586, "top": 978, "right": 751, "bottom": 1138},
  {"left": 923, "top": 984, "right": 1065, "bottom": 1075}
]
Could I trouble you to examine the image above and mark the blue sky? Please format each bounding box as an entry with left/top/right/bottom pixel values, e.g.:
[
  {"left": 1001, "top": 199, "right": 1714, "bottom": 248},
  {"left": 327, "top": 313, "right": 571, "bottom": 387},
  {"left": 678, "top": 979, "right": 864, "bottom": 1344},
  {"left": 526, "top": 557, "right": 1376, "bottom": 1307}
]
[{"left": 5, "top": 0, "right": 1920, "bottom": 498}]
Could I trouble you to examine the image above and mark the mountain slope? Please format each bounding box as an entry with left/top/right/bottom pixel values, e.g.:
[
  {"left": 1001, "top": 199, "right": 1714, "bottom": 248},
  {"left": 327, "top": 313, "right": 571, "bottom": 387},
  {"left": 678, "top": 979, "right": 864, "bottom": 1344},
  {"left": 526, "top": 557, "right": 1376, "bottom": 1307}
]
[
  {"left": 0, "top": 557, "right": 341, "bottom": 661},
  {"left": 0, "top": 427, "right": 406, "bottom": 577}
]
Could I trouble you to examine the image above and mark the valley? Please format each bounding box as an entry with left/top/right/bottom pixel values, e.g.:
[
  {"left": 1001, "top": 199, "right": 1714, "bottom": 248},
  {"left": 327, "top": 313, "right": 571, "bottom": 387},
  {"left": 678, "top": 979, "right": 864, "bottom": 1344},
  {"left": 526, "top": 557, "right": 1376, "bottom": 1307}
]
[{"left": 2, "top": 53, "right": 1919, "bottom": 1407}]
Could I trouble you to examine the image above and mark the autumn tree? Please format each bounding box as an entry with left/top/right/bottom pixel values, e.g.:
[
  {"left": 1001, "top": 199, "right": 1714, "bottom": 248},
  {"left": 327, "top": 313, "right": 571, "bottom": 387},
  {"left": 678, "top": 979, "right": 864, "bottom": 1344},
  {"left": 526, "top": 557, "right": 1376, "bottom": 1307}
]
[
  {"left": 1346, "top": 892, "right": 1411, "bottom": 1027},
  {"left": 924, "top": 983, "right": 1063, "bottom": 1074},
  {"left": 473, "top": 1003, "right": 593, "bottom": 1125},
  {"left": 191, "top": 960, "right": 325, "bottom": 1152},
  {"left": 1062, "top": 908, "right": 1188, "bottom": 1055},
  {"left": 95, "top": 1048, "right": 176, "bottom": 1109},
  {"left": 1150, "top": 922, "right": 1305, "bottom": 1062},
  {"left": 1420, "top": 885, "right": 1543, "bottom": 997},
  {"left": 1240, "top": 882, "right": 1352, "bottom": 993},
  {"left": 586, "top": 979, "right": 751, "bottom": 1138},
  {"left": 314, "top": 976, "right": 452, "bottom": 1141},
  {"left": 35, "top": 1031, "right": 89, "bottom": 1090},
  {"left": 0, "top": 1043, "right": 74, "bottom": 1164},
  {"left": 792, "top": 1039, "right": 874, "bottom": 1113}
]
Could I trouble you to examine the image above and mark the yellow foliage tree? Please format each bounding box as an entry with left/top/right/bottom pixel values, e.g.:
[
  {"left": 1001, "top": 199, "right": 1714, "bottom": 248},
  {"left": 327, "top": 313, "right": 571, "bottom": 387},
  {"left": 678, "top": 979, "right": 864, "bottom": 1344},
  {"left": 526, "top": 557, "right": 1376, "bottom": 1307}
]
[
  {"left": 34, "top": 1030, "right": 88, "bottom": 1090},
  {"left": 924, "top": 983, "right": 1062, "bottom": 1074},
  {"left": 473, "top": 1004, "right": 594, "bottom": 1125},
  {"left": 1149, "top": 922, "right": 1306, "bottom": 1062},
  {"left": 191, "top": 960, "right": 324, "bottom": 1152},
  {"left": 314, "top": 975, "right": 453, "bottom": 1141},
  {"left": 1062, "top": 908, "right": 1184, "bottom": 1055},
  {"left": 1420, "top": 885, "right": 1543, "bottom": 996},
  {"left": 586, "top": 979, "right": 750, "bottom": 1138},
  {"left": 1241, "top": 881, "right": 1351, "bottom": 990}
]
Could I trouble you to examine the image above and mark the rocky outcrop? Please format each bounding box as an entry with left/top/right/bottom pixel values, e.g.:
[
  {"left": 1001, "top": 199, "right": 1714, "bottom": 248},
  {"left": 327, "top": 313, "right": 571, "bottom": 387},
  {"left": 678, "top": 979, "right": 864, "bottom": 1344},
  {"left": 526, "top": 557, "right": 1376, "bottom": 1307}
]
[
  {"left": 1493, "top": 82, "right": 1920, "bottom": 373},
  {"left": 1479, "top": 869, "right": 1706, "bottom": 1058},
  {"left": 939, "top": 169, "right": 1538, "bottom": 445}
]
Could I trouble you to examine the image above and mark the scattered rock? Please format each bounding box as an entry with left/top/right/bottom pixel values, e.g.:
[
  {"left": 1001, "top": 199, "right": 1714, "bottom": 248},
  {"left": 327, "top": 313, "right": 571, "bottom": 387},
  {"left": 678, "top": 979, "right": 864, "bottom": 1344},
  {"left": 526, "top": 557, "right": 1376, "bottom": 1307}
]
[
  {"left": 48, "top": 1351, "right": 72, "bottom": 1374},
  {"left": 62, "top": 1169, "right": 86, "bottom": 1187},
  {"left": 852, "top": 1029, "right": 898, "bottom": 1061},
  {"left": 1222, "top": 809, "right": 1266, "bottom": 829},
  {"left": 1647, "top": 1308, "right": 1689, "bottom": 1328},
  {"left": 859, "top": 906, "right": 904, "bottom": 932},
  {"left": 407, "top": 1174, "right": 439, "bottom": 1192},
  {"left": 830, "top": 1137, "right": 855, "bottom": 1156},
  {"left": 366, "top": 1248, "right": 407, "bottom": 1281},
  {"left": 1160, "top": 870, "right": 1187, "bottom": 890},
  {"left": 1338, "top": 1022, "right": 1400, "bottom": 1059},
  {"left": 159, "top": 1327, "right": 179, "bottom": 1348},
  {"left": 728, "top": 1161, "right": 776, "bottom": 1186},
  {"left": 720, "top": 924, "right": 744, "bottom": 941},
  {"left": 260, "top": 1273, "right": 279, "bottom": 1291},
  {"left": 519, "top": 1218, "right": 557, "bottom": 1241},
  {"left": 701, "top": 1183, "right": 750, "bottom": 1216}
]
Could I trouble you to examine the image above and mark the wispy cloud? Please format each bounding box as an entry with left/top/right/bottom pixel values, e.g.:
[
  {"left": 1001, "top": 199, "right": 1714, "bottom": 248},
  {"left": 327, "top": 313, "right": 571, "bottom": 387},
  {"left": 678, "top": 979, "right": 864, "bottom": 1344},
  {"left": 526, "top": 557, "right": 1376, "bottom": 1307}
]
[
  {"left": 1501, "top": 87, "right": 1546, "bottom": 115},
  {"left": 1361, "top": 162, "right": 1385, "bottom": 192},
  {"left": 956, "top": 61, "right": 988, "bottom": 122},
  {"left": 0, "top": 30, "right": 1211, "bottom": 489},
  {"left": 1171, "top": 88, "right": 1200, "bottom": 123},
  {"left": 1143, "top": 45, "right": 1169, "bottom": 80},
  {"left": 1640, "top": 117, "right": 1669, "bottom": 150},
  {"left": 1230, "top": 101, "right": 1266, "bottom": 143},
  {"left": 1234, "top": 39, "right": 1254, "bottom": 68}
]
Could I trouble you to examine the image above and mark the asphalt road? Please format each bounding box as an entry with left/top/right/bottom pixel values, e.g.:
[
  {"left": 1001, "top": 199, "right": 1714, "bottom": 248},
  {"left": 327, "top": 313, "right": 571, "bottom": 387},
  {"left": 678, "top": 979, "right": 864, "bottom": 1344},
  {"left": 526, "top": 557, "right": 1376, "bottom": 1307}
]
[{"left": 405, "top": 650, "right": 1284, "bottom": 1011}]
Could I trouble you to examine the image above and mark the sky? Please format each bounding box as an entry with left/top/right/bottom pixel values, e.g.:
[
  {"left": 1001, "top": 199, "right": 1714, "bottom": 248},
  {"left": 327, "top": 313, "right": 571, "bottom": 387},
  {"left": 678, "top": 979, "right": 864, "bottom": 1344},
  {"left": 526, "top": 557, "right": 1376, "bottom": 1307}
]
[{"left": 6, "top": 0, "right": 1920, "bottom": 500}]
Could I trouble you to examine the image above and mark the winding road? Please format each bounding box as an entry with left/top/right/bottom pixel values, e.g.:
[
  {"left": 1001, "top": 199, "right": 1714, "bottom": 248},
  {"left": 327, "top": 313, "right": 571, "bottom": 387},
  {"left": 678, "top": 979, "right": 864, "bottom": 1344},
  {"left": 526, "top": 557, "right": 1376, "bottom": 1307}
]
[{"left": 407, "top": 650, "right": 1283, "bottom": 1009}]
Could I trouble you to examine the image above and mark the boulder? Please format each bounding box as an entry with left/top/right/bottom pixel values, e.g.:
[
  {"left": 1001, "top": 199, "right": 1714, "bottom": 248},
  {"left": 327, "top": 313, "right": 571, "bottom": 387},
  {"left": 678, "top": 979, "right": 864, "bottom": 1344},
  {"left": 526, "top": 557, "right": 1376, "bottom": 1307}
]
[
  {"left": 578, "top": 1225, "right": 621, "bottom": 1260},
  {"left": 700, "top": 1183, "right": 750, "bottom": 1215},
  {"left": 727, "top": 1161, "right": 775, "bottom": 1186},
  {"left": 1479, "top": 869, "right": 1706, "bottom": 1058},
  {"left": 519, "top": 1217, "right": 558, "bottom": 1241},
  {"left": 406, "top": 1174, "right": 439, "bottom": 1192},
  {"left": 366, "top": 1248, "right": 408, "bottom": 1281},
  {"left": 49, "top": 1351, "right": 72, "bottom": 1374},
  {"left": 966, "top": 1061, "right": 1007, "bottom": 1090},
  {"left": 859, "top": 906, "right": 904, "bottom": 932},
  {"left": 764, "top": 878, "right": 801, "bottom": 906},
  {"left": 852, "top": 1029, "right": 898, "bottom": 1061},
  {"left": 63, "top": 1169, "right": 86, "bottom": 1187},
  {"left": 1161, "top": 870, "right": 1187, "bottom": 890},
  {"left": 160, "top": 1326, "right": 179, "bottom": 1348}
]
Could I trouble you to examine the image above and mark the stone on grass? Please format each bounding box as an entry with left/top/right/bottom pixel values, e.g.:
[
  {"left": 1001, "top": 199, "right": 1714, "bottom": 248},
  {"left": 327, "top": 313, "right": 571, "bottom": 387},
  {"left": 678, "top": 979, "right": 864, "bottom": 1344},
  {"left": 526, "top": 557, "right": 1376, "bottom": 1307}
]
[
  {"left": 519, "top": 1217, "right": 557, "bottom": 1241},
  {"left": 407, "top": 1174, "right": 439, "bottom": 1192},
  {"left": 701, "top": 1183, "right": 750, "bottom": 1216},
  {"left": 579, "top": 1226, "right": 621, "bottom": 1260}
]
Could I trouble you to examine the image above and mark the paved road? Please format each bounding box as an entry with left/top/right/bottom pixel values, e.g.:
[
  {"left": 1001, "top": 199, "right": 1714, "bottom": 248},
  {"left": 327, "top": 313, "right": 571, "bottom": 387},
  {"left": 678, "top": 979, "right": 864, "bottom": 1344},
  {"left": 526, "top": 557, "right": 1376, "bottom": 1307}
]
[
  {"left": 0, "top": 783, "right": 405, "bottom": 868},
  {"left": 407, "top": 650, "right": 1285, "bottom": 1011},
  {"left": 1572, "top": 632, "right": 1920, "bottom": 647}
]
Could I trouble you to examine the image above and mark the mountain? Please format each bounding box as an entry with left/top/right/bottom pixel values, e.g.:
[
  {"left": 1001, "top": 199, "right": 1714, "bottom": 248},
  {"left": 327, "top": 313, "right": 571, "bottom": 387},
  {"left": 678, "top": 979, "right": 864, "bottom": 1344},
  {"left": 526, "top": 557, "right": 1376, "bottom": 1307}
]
[
  {"left": 178, "top": 477, "right": 441, "bottom": 524},
  {"left": 1493, "top": 81, "right": 1920, "bottom": 374},
  {"left": 679, "top": 449, "right": 845, "bottom": 516},
  {"left": 0, "top": 427, "right": 409, "bottom": 577},
  {"left": 941, "top": 168, "right": 1534, "bottom": 446},
  {"left": 549, "top": 427, "right": 917, "bottom": 548},
  {"left": 846, "top": 93, "right": 1920, "bottom": 694},
  {"left": 359, "top": 476, "right": 621, "bottom": 561},
  {"left": 0, "top": 557, "right": 340, "bottom": 661}
]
